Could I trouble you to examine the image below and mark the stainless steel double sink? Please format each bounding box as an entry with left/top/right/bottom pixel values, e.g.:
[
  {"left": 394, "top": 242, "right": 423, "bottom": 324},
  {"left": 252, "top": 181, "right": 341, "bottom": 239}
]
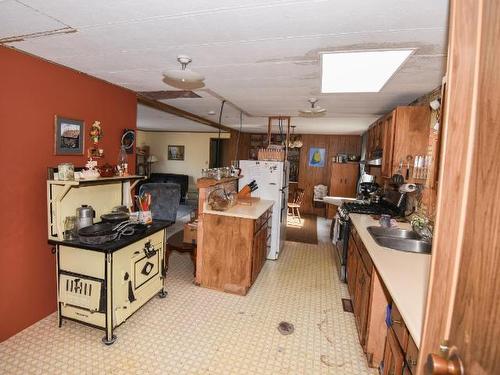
[{"left": 367, "top": 226, "right": 432, "bottom": 254}]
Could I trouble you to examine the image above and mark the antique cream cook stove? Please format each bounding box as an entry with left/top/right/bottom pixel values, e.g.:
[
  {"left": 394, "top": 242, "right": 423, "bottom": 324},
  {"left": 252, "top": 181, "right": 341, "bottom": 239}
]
[{"left": 47, "top": 174, "right": 170, "bottom": 345}]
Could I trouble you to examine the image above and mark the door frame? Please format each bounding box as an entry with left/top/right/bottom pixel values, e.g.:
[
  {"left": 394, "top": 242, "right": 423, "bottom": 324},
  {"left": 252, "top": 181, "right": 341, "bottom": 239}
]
[{"left": 417, "top": 0, "right": 499, "bottom": 373}]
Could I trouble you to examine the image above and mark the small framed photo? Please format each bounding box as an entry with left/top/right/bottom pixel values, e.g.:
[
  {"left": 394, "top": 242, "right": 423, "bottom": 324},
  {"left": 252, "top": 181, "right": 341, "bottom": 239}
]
[
  {"left": 168, "top": 145, "right": 185, "bottom": 161},
  {"left": 55, "top": 116, "right": 84, "bottom": 155}
]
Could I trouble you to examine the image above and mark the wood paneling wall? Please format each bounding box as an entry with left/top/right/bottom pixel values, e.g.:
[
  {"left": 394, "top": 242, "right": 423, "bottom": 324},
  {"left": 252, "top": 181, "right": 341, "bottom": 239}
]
[
  {"left": 225, "top": 132, "right": 361, "bottom": 215},
  {"left": 298, "top": 135, "right": 361, "bottom": 215}
]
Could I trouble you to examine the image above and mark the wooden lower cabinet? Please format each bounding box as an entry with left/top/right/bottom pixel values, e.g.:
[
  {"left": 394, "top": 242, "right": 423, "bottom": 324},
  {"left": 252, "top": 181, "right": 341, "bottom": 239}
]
[
  {"left": 347, "top": 229, "right": 389, "bottom": 367},
  {"left": 346, "top": 236, "right": 358, "bottom": 299},
  {"left": 347, "top": 226, "right": 420, "bottom": 372},
  {"left": 405, "top": 336, "right": 419, "bottom": 374},
  {"left": 354, "top": 260, "right": 370, "bottom": 346},
  {"left": 383, "top": 328, "right": 405, "bottom": 375},
  {"left": 382, "top": 304, "right": 420, "bottom": 375},
  {"left": 200, "top": 209, "right": 270, "bottom": 295},
  {"left": 251, "top": 222, "right": 268, "bottom": 283}
]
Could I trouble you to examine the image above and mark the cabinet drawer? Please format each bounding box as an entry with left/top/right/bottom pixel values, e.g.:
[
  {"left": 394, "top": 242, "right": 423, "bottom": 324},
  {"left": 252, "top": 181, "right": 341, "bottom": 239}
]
[
  {"left": 391, "top": 303, "right": 409, "bottom": 351},
  {"left": 405, "top": 335, "right": 419, "bottom": 374},
  {"left": 61, "top": 304, "right": 106, "bottom": 328},
  {"left": 254, "top": 210, "right": 270, "bottom": 233}
]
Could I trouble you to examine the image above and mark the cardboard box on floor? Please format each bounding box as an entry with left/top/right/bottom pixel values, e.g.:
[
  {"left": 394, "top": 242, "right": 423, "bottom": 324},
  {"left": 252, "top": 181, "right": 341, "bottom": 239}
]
[{"left": 183, "top": 221, "right": 197, "bottom": 244}]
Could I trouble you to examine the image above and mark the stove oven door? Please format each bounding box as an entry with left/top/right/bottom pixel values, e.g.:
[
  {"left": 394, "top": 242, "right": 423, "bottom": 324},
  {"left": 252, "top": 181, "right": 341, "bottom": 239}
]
[
  {"left": 113, "top": 231, "right": 164, "bottom": 326},
  {"left": 133, "top": 244, "right": 160, "bottom": 290},
  {"left": 335, "top": 217, "right": 350, "bottom": 282}
]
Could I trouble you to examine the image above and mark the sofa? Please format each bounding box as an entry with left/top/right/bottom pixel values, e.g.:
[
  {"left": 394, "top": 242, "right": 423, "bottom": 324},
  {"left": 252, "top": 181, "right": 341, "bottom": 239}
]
[
  {"left": 147, "top": 173, "right": 189, "bottom": 203},
  {"left": 139, "top": 183, "right": 181, "bottom": 222}
]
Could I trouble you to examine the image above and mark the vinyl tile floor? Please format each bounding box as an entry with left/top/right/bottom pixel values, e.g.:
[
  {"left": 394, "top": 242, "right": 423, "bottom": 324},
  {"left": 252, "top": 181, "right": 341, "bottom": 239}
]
[{"left": 0, "top": 217, "right": 377, "bottom": 375}]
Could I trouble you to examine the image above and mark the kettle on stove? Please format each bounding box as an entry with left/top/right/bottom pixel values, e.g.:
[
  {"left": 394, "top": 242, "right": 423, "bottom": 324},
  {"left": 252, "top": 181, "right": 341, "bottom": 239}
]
[{"left": 76, "top": 205, "right": 95, "bottom": 231}]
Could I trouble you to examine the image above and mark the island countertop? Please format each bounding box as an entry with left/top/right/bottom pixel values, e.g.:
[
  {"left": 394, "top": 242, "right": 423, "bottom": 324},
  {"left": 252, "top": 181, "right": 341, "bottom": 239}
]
[
  {"left": 349, "top": 213, "right": 431, "bottom": 348},
  {"left": 203, "top": 199, "right": 274, "bottom": 220}
]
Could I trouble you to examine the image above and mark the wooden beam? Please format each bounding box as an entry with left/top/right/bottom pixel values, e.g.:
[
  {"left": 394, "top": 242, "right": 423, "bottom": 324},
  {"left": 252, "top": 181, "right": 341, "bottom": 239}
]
[{"left": 137, "top": 94, "right": 233, "bottom": 132}]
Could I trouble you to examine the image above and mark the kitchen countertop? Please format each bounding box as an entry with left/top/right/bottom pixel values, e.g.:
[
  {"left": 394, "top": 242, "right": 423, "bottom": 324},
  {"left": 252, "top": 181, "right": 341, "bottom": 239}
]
[
  {"left": 323, "top": 196, "right": 359, "bottom": 206},
  {"left": 48, "top": 220, "right": 172, "bottom": 253},
  {"left": 204, "top": 199, "right": 274, "bottom": 220},
  {"left": 349, "top": 214, "right": 431, "bottom": 348}
]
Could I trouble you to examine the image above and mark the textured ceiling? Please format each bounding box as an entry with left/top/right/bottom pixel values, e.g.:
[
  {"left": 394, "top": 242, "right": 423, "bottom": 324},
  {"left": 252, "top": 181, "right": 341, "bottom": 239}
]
[{"left": 1, "top": 0, "right": 449, "bottom": 133}]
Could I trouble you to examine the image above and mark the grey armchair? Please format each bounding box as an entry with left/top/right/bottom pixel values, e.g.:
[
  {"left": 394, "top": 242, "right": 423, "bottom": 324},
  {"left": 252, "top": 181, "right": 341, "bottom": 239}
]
[{"left": 139, "top": 182, "right": 181, "bottom": 222}]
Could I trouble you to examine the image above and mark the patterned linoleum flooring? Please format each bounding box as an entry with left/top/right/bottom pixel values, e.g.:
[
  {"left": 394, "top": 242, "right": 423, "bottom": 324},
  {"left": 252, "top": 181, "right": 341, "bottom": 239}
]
[{"left": 0, "top": 218, "right": 376, "bottom": 375}]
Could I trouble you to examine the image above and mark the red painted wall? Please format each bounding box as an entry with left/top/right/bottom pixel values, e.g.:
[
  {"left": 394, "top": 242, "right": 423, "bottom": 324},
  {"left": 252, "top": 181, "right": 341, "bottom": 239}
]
[{"left": 0, "top": 46, "right": 137, "bottom": 342}]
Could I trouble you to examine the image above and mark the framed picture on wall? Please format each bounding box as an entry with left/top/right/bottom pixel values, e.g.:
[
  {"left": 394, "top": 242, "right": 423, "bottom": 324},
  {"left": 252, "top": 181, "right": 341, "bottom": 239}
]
[
  {"left": 168, "top": 145, "right": 185, "bottom": 161},
  {"left": 55, "top": 116, "right": 84, "bottom": 155},
  {"left": 308, "top": 147, "right": 326, "bottom": 167}
]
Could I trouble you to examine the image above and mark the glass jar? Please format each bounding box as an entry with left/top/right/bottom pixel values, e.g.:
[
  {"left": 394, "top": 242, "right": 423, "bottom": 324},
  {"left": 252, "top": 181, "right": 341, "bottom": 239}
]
[
  {"left": 58, "top": 163, "right": 74, "bottom": 181},
  {"left": 64, "top": 216, "right": 76, "bottom": 240}
]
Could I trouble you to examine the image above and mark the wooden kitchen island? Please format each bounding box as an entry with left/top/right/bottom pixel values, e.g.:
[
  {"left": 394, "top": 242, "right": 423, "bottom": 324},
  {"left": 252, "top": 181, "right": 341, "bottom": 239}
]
[{"left": 198, "top": 198, "right": 274, "bottom": 296}]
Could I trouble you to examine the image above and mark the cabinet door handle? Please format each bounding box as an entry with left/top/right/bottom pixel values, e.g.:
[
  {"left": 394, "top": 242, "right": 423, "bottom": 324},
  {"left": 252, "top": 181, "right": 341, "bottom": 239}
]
[{"left": 392, "top": 319, "right": 402, "bottom": 325}]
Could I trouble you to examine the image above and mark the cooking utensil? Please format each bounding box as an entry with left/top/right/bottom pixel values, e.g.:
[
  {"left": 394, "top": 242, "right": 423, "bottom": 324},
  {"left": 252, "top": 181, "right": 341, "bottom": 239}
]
[
  {"left": 77, "top": 222, "right": 139, "bottom": 244},
  {"left": 392, "top": 160, "right": 405, "bottom": 185},
  {"left": 405, "top": 155, "right": 413, "bottom": 180},
  {"left": 76, "top": 205, "right": 95, "bottom": 231},
  {"left": 112, "top": 205, "right": 129, "bottom": 213},
  {"left": 101, "top": 211, "right": 130, "bottom": 224},
  {"left": 78, "top": 222, "right": 114, "bottom": 237}
]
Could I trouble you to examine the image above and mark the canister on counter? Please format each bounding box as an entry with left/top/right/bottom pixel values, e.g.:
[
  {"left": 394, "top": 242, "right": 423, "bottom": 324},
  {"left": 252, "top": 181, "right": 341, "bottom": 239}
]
[{"left": 58, "top": 163, "right": 74, "bottom": 180}]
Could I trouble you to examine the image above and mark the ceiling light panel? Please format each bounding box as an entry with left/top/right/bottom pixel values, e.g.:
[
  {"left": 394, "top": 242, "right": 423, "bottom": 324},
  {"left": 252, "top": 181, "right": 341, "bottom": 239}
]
[{"left": 321, "top": 50, "right": 414, "bottom": 93}]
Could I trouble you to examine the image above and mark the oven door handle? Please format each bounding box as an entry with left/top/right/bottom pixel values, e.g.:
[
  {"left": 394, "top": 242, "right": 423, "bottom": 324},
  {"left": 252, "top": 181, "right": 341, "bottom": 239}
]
[{"left": 128, "top": 280, "right": 136, "bottom": 303}]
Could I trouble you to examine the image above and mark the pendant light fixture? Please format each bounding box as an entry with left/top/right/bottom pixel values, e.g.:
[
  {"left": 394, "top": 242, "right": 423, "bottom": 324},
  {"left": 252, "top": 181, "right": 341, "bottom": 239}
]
[
  {"left": 288, "top": 126, "right": 303, "bottom": 148},
  {"left": 162, "top": 55, "right": 205, "bottom": 89},
  {"left": 299, "top": 98, "right": 326, "bottom": 117}
]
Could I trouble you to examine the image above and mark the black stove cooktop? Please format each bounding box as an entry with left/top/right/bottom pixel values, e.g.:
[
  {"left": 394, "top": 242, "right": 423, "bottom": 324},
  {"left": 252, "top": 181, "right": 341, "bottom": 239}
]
[{"left": 340, "top": 202, "right": 399, "bottom": 217}]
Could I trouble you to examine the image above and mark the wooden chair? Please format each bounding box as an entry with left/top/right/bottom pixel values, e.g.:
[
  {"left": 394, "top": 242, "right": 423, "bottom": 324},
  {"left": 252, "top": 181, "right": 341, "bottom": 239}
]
[{"left": 288, "top": 188, "right": 305, "bottom": 222}]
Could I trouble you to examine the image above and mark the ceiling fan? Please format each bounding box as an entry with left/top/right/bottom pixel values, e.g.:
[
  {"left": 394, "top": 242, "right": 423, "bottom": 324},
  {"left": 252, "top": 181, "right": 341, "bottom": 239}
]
[
  {"left": 162, "top": 55, "right": 205, "bottom": 90},
  {"left": 299, "top": 98, "right": 326, "bottom": 117}
]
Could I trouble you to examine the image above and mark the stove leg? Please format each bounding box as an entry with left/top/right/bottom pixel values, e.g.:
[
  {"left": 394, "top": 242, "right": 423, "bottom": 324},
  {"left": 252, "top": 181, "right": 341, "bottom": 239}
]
[
  {"left": 158, "top": 289, "right": 168, "bottom": 298},
  {"left": 102, "top": 334, "right": 117, "bottom": 345},
  {"left": 103, "top": 253, "right": 115, "bottom": 345}
]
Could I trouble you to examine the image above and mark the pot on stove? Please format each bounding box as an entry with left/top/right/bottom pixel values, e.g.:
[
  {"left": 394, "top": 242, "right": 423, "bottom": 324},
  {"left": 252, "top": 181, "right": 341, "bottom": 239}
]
[{"left": 76, "top": 205, "right": 95, "bottom": 231}]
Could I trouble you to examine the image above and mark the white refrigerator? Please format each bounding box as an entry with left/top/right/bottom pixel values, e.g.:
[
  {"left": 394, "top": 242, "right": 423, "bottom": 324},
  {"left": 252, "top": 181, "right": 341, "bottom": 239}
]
[{"left": 239, "top": 160, "right": 289, "bottom": 260}]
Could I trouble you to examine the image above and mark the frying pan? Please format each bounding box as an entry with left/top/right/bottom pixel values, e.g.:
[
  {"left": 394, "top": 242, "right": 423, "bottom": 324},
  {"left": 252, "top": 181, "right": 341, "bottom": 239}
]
[
  {"left": 78, "top": 222, "right": 114, "bottom": 237},
  {"left": 101, "top": 212, "right": 130, "bottom": 224},
  {"left": 77, "top": 222, "right": 140, "bottom": 245}
]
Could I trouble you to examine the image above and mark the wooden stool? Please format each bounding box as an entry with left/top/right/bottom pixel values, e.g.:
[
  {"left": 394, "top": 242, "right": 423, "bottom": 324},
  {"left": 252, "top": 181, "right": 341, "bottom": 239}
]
[{"left": 165, "top": 230, "right": 197, "bottom": 276}]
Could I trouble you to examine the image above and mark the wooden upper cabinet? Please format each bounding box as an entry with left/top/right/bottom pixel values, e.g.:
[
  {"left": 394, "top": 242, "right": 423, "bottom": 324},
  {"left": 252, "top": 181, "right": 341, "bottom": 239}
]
[
  {"left": 381, "top": 112, "right": 395, "bottom": 178},
  {"left": 366, "top": 120, "right": 384, "bottom": 159},
  {"left": 391, "top": 106, "right": 431, "bottom": 174},
  {"left": 371, "top": 106, "right": 430, "bottom": 178}
]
